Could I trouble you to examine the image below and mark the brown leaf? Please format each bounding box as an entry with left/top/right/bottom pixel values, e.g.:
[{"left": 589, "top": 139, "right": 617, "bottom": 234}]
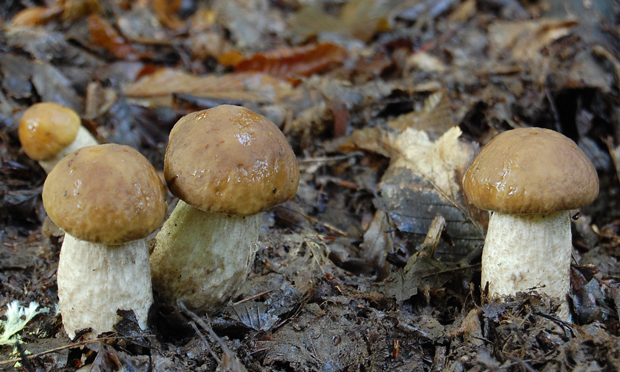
[
  {"left": 488, "top": 19, "right": 578, "bottom": 63},
  {"left": 11, "top": 6, "right": 62, "bottom": 27},
  {"left": 387, "top": 89, "right": 453, "bottom": 140},
  {"left": 339, "top": 127, "right": 394, "bottom": 157},
  {"left": 218, "top": 50, "right": 245, "bottom": 67},
  {"left": 152, "top": 0, "right": 184, "bottom": 30},
  {"left": 289, "top": 7, "right": 341, "bottom": 41},
  {"left": 380, "top": 127, "right": 485, "bottom": 260},
  {"left": 60, "top": 0, "right": 103, "bottom": 23},
  {"left": 234, "top": 43, "right": 347, "bottom": 79},
  {"left": 87, "top": 14, "right": 140, "bottom": 60},
  {"left": 31, "top": 61, "right": 83, "bottom": 112},
  {"left": 359, "top": 210, "right": 392, "bottom": 279},
  {"left": 339, "top": 0, "right": 391, "bottom": 41},
  {"left": 123, "top": 68, "right": 296, "bottom": 104},
  {"left": 290, "top": 0, "right": 391, "bottom": 42}
]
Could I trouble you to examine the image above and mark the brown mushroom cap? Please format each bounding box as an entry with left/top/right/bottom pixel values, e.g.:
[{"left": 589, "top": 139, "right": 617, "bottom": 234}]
[
  {"left": 42, "top": 144, "right": 167, "bottom": 245},
  {"left": 463, "top": 127, "right": 599, "bottom": 214},
  {"left": 165, "top": 105, "right": 299, "bottom": 216},
  {"left": 18, "top": 102, "right": 81, "bottom": 161}
]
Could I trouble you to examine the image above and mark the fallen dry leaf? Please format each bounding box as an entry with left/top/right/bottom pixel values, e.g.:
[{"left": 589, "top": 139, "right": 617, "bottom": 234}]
[
  {"left": 123, "top": 68, "right": 296, "bottom": 103},
  {"left": 152, "top": 0, "right": 184, "bottom": 30},
  {"left": 11, "top": 6, "right": 63, "bottom": 27},
  {"left": 290, "top": 0, "right": 392, "bottom": 42},
  {"left": 87, "top": 14, "right": 141, "bottom": 60},
  {"left": 359, "top": 210, "right": 392, "bottom": 279},
  {"left": 488, "top": 19, "right": 578, "bottom": 63},
  {"left": 339, "top": 127, "right": 394, "bottom": 157},
  {"left": 60, "top": 0, "right": 103, "bottom": 23},
  {"left": 407, "top": 52, "right": 447, "bottom": 73},
  {"left": 387, "top": 89, "right": 453, "bottom": 139},
  {"left": 379, "top": 127, "right": 485, "bottom": 259},
  {"left": 234, "top": 43, "right": 348, "bottom": 81},
  {"left": 340, "top": 89, "right": 452, "bottom": 155}
]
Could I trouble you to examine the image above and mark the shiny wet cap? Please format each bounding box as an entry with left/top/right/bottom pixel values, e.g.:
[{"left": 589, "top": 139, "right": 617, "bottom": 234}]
[
  {"left": 463, "top": 127, "right": 599, "bottom": 214},
  {"left": 18, "top": 102, "right": 81, "bottom": 161},
  {"left": 42, "top": 144, "right": 167, "bottom": 244},
  {"left": 165, "top": 105, "right": 299, "bottom": 216}
]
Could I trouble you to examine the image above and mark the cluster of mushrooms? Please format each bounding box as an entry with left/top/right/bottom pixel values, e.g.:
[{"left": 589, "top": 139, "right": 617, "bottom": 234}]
[
  {"left": 20, "top": 103, "right": 299, "bottom": 339},
  {"left": 19, "top": 101, "right": 598, "bottom": 338}
]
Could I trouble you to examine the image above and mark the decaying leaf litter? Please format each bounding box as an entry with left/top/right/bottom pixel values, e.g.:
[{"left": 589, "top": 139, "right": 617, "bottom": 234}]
[{"left": 1, "top": 0, "right": 620, "bottom": 370}]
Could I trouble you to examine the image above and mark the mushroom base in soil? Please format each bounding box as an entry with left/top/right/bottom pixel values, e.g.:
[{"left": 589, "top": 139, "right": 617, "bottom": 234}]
[
  {"left": 481, "top": 211, "right": 572, "bottom": 319},
  {"left": 58, "top": 235, "right": 153, "bottom": 340},
  {"left": 150, "top": 200, "right": 261, "bottom": 312}
]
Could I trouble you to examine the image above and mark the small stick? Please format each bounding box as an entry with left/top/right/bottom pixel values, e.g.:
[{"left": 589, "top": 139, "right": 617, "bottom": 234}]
[{"left": 0, "top": 335, "right": 155, "bottom": 366}]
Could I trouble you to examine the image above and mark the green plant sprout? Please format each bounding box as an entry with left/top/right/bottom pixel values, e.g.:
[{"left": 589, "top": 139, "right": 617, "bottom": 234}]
[{"left": 0, "top": 301, "right": 49, "bottom": 346}]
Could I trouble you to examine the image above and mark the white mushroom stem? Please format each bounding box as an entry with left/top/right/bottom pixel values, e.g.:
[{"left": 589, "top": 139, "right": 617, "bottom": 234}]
[
  {"left": 150, "top": 200, "right": 261, "bottom": 312},
  {"left": 39, "top": 127, "right": 98, "bottom": 173},
  {"left": 481, "top": 211, "right": 572, "bottom": 320},
  {"left": 58, "top": 234, "right": 153, "bottom": 340}
]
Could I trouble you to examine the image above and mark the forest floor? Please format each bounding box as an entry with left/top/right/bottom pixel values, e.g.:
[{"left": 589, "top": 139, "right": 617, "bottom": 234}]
[{"left": 1, "top": 0, "right": 620, "bottom": 371}]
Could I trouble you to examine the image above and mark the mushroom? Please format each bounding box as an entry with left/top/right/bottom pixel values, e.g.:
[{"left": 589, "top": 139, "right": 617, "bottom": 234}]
[
  {"left": 42, "top": 144, "right": 167, "bottom": 339},
  {"left": 18, "top": 102, "right": 98, "bottom": 173},
  {"left": 150, "top": 105, "right": 299, "bottom": 312},
  {"left": 463, "top": 127, "right": 598, "bottom": 320}
]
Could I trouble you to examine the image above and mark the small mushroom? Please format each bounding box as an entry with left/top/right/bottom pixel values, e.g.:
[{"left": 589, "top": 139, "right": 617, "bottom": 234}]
[
  {"left": 150, "top": 105, "right": 299, "bottom": 312},
  {"left": 42, "top": 144, "right": 167, "bottom": 339},
  {"left": 18, "top": 102, "right": 99, "bottom": 173},
  {"left": 463, "top": 127, "right": 598, "bottom": 320}
]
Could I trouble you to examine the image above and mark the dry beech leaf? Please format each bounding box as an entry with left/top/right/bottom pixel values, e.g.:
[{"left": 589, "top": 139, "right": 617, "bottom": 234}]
[
  {"left": 234, "top": 43, "right": 347, "bottom": 80},
  {"left": 60, "top": 0, "right": 103, "bottom": 22},
  {"left": 31, "top": 61, "right": 83, "bottom": 112},
  {"left": 340, "top": 89, "right": 451, "bottom": 155},
  {"left": 359, "top": 210, "right": 392, "bottom": 279},
  {"left": 338, "top": 0, "right": 391, "bottom": 41},
  {"left": 339, "top": 127, "right": 395, "bottom": 157},
  {"left": 85, "top": 81, "right": 118, "bottom": 120},
  {"left": 218, "top": 50, "right": 245, "bottom": 67},
  {"left": 488, "top": 19, "right": 578, "bottom": 62},
  {"left": 376, "top": 216, "right": 457, "bottom": 302},
  {"left": 407, "top": 52, "right": 447, "bottom": 73},
  {"left": 152, "top": 0, "right": 184, "bottom": 30},
  {"left": 447, "top": 0, "right": 476, "bottom": 23},
  {"left": 11, "top": 6, "right": 62, "bottom": 26},
  {"left": 123, "top": 68, "right": 296, "bottom": 103},
  {"left": 289, "top": 7, "right": 341, "bottom": 41},
  {"left": 87, "top": 14, "right": 140, "bottom": 60},
  {"left": 379, "top": 127, "right": 485, "bottom": 259},
  {"left": 290, "top": 0, "right": 391, "bottom": 42},
  {"left": 388, "top": 89, "right": 453, "bottom": 140}
]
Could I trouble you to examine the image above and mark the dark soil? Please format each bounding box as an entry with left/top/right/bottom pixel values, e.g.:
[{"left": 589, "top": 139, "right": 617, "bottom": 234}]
[{"left": 1, "top": 0, "right": 620, "bottom": 371}]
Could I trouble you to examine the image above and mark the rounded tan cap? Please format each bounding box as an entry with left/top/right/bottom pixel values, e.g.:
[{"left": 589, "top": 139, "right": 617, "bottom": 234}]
[
  {"left": 165, "top": 105, "right": 299, "bottom": 216},
  {"left": 18, "top": 102, "right": 81, "bottom": 161},
  {"left": 463, "top": 127, "right": 599, "bottom": 214},
  {"left": 42, "top": 144, "right": 167, "bottom": 244}
]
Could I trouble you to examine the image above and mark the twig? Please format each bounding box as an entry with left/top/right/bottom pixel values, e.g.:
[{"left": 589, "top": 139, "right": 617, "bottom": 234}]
[
  {"left": 232, "top": 290, "right": 273, "bottom": 306},
  {"left": 0, "top": 335, "right": 155, "bottom": 366},
  {"left": 177, "top": 301, "right": 248, "bottom": 372},
  {"left": 298, "top": 152, "right": 364, "bottom": 164},
  {"left": 15, "top": 340, "right": 34, "bottom": 372},
  {"left": 188, "top": 321, "right": 220, "bottom": 364},
  {"left": 545, "top": 82, "right": 562, "bottom": 133},
  {"left": 420, "top": 264, "right": 480, "bottom": 279}
]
